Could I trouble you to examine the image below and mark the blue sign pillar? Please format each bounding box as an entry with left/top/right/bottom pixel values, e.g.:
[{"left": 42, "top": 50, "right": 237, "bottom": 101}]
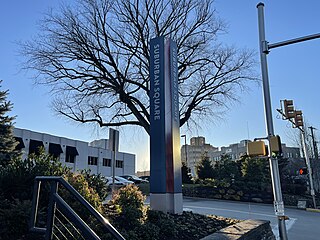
[{"left": 150, "top": 36, "right": 183, "bottom": 214}]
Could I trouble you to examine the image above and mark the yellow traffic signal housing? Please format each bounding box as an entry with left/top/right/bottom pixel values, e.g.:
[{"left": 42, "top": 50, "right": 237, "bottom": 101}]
[
  {"left": 270, "top": 135, "right": 282, "bottom": 154},
  {"left": 294, "top": 110, "right": 303, "bottom": 127},
  {"left": 247, "top": 141, "right": 267, "bottom": 156},
  {"left": 283, "top": 100, "right": 295, "bottom": 119}
]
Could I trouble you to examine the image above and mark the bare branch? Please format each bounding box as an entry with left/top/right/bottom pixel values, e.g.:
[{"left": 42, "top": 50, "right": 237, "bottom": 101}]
[{"left": 21, "top": 0, "right": 257, "bottom": 134}]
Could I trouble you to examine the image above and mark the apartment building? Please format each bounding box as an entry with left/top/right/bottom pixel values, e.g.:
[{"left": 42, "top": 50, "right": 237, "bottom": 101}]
[
  {"left": 181, "top": 136, "right": 218, "bottom": 176},
  {"left": 181, "top": 136, "right": 300, "bottom": 176}
]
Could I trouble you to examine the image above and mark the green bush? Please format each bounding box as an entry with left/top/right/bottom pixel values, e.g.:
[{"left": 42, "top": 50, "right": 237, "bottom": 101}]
[
  {"left": 0, "top": 195, "right": 45, "bottom": 240},
  {"left": 61, "top": 172, "right": 103, "bottom": 214},
  {"left": 0, "top": 148, "right": 70, "bottom": 201},
  {"left": 80, "top": 169, "right": 109, "bottom": 200},
  {"left": 0, "top": 149, "right": 106, "bottom": 239},
  {"left": 0, "top": 196, "right": 31, "bottom": 239},
  {"left": 110, "top": 184, "right": 146, "bottom": 228}
]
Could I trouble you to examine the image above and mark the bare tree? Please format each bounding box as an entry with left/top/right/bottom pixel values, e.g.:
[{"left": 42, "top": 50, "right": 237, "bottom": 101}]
[{"left": 22, "top": 0, "right": 257, "bottom": 135}]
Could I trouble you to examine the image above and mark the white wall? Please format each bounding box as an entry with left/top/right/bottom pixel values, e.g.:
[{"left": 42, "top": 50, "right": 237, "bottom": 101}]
[{"left": 14, "top": 128, "right": 135, "bottom": 177}]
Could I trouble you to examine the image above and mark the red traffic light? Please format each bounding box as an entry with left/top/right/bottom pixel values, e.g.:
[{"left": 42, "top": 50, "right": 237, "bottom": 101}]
[{"left": 299, "top": 167, "right": 308, "bottom": 175}]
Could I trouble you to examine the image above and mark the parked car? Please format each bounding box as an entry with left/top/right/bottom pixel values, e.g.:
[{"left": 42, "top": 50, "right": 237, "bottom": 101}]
[
  {"left": 105, "top": 176, "right": 123, "bottom": 187},
  {"left": 120, "top": 175, "right": 149, "bottom": 184},
  {"left": 140, "top": 176, "right": 150, "bottom": 182},
  {"left": 114, "top": 176, "right": 134, "bottom": 185}
]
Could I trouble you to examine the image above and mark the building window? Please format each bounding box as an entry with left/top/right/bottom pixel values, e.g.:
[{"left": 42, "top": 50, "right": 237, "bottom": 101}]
[
  {"left": 66, "top": 146, "right": 79, "bottom": 163},
  {"left": 116, "top": 160, "right": 123, "bottom": 168},
  {"left": 49, "top": 143, "right": 63, "bottom": 159},
  {"left": 29, "top": 140, "right": 44, "bottom": 155},
  {"left": 14, "top": 137, "right": 25, "bottom": 150},
  {"left": 88, "top": 156, "right": 98, "bottom": 165},
  {"left": 103, "top": 158, "right": 111, "bottom": 167}
]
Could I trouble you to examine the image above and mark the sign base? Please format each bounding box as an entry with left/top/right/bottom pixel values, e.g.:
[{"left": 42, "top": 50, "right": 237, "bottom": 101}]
[{"left": 150, "top": 193, "right": 183, "bottom": 214}]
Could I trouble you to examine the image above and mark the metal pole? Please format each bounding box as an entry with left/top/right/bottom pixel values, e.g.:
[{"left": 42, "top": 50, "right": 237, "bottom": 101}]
[
  {"left": 309, "top": 126, "right": 318, "bottom": 159},
  {"left": 184, "top": 136, "right": 188, "bottom": 167},
  {"left": 301, "top": 130, "right": 317, "bottom": 208},
  {"left": 181, "top": 135, "right": 188, "bottom": 166},
  {"left": 257, "top": 3, "right": 288, "bottom": 239},
  {"left": 45, "top": 181, "right": 59, "bottom": 240},
  {"left": 268, "top": 33, "right": 320, "bottom": 50},
  {"left": 109, "top": 128, "right": 119, "bottom": 196},
  {"left": 112, "top": 149, "right": 116, "bottom": 194}
]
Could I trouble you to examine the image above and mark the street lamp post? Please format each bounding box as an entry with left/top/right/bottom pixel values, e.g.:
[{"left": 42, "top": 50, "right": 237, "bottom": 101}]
[
  {"left": 181, "top": 135, "right": 188, "bottom": 167},
  {"left": 257, "top": 3, "right": 287, "bottom": 239},
  {"left": 257, "top": 3, "right": 320, "bottom": 238}
]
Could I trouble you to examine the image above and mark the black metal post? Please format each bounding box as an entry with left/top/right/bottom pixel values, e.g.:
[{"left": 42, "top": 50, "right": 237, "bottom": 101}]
[
  {"left": 29, "top": 180, "right": 41, "bottom": 229},
  {"left": 309, "top": 126, "right": 318, "bottom": 159},
  {"left": 45, "top": 181, "right": 59, "bottom": 240}
]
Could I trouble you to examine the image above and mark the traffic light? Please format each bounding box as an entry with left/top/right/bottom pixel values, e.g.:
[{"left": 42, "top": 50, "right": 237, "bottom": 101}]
[
  {"left": 270, "top": 135, "right": 282, "bottom": 155},
  {"left": 294, "top": 110, "right": 304, "bottom": 127},
  {"left": 299, "top": 167, "right": 308, "bottom": 175},
  {"left": 283, "top": 100, "right": 295, "bottom": 119}
]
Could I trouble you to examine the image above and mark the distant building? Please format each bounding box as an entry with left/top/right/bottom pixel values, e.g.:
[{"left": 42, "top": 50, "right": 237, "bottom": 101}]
[
  {"left": 14, "top": 128, "right": 135, "bottom": 177},
  {"left": 181, "top": 137, "right": 300, "bottom": 176},
  {"left": 181, "top": 136, "right": 218, "bottom": 176},
  {"left": 211, "top": 140, "right": 300, "bottom": 161},
  {"left": 211, "top": 140, "right": 250, "bottom": 161},
  {"left": 136, "top": 170, "right": 150, "bottom": 177}
]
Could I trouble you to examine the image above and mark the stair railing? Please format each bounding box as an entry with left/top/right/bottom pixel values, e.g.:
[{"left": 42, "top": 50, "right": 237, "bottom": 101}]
[{"left": 29, "top": 176, "right": 125, "bottom": 240}]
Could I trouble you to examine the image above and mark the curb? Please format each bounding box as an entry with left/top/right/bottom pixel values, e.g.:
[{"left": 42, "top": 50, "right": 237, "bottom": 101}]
[
  {"left": 306, "top": 208, "right": 320, "bottom": 213},
  {"left": 183, "top": 196, "right": 299, "bottom": 209}
]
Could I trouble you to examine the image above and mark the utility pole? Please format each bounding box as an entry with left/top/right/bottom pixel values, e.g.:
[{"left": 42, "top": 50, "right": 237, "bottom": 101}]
[
  {"left": 308, "top": 126, "right": 320, "bottom": 193},
  {"left": 309, "top": 126, "right": 318, "bottom": 159},
  {"left": 301, "top": 130, "right": 317, "bottom": 208}
]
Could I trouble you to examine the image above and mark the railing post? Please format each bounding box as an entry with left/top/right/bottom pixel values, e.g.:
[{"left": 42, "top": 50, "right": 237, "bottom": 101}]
[
  {"left": 29, "top": 180, "right": 41, "bottom": 229},
  {"left": 45, "top": 180, "right": 59, "bottom": 240}
]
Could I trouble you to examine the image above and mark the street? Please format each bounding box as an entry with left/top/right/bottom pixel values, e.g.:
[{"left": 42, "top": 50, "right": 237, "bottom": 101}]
[{"left": 182, "top": 198, "right": 320, "bottom": 240}]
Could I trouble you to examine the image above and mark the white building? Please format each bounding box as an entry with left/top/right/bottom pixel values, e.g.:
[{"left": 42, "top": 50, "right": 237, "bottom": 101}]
[{"left": 14, "top": 128, "right": 135, "bottom": 177}]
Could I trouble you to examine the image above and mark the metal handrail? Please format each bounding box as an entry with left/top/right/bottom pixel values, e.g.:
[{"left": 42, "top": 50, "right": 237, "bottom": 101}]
[{"left": 29, "top": 176, "right": 125, "bottom": 240}]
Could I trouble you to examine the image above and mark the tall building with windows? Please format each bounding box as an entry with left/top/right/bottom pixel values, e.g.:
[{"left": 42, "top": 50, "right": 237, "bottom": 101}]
[
  {"left": 14, "top": 128, "right": 135, "bottom": 177},
  {"left": 181, "top": 136, "right": 218, "bottom": 176}
]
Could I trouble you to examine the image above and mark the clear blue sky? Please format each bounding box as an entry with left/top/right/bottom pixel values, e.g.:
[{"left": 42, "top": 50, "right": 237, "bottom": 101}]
[{"left": 1, "top": 1, "right": 319, "bottom": 171}]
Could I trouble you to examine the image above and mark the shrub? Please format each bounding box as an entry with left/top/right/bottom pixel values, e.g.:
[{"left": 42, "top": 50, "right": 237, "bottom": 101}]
[
  {"left": 0, "top": 196, "right": 31, "bottom": 239},
  {"left": 111, "top": 184, "right": 146, "bottom": 228},
  {"left": 0, "top": 195, "right": 45, "bottom": 240},
  {"left": 80, "top": 169, "right": 109, "bottom": 201},
  {"left": 0, "top": 148, "right": 70, "bottom": 201},
  {"left": 61, "top": 172, "right": 103, "bottom": 214},
  {"left": 0, "top": 150, "right": 105, "bottom": 239}
]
